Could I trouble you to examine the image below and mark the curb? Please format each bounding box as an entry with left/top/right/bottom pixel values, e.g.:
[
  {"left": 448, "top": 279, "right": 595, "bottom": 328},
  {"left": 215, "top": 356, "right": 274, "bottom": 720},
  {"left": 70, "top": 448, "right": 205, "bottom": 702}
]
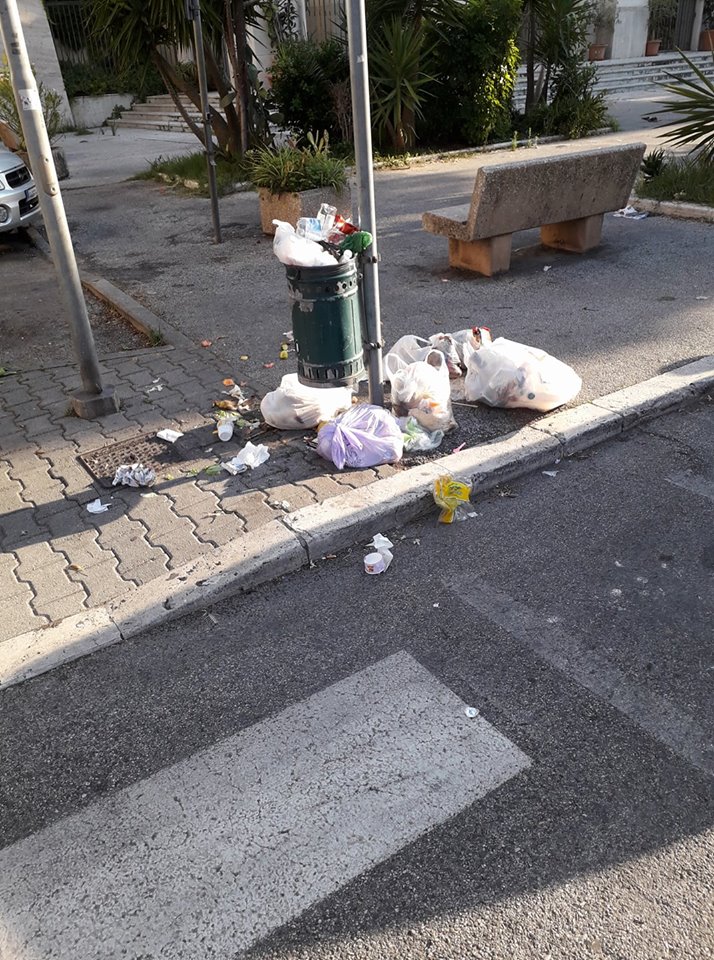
[
  {"left": 1, "top": 354, "right": 712, "bottom": 691},
  {"left": 26, "top": 227, "right": 196, "bottom": 352},
  {"left": 631, "top": 195, "right": 714, "bottom": 223}
]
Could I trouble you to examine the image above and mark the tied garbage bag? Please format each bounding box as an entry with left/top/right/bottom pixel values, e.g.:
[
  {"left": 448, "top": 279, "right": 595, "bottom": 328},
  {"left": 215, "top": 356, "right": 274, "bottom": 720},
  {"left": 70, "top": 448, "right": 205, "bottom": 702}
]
[
  {"left": 433, "top": 474, "right": 472, "bottom": 524},
  {"left": 387, "top": 334, "right": 461, "bottom": 378},
  {"left": 451, "top": 326, "right": 493, "bottom": 369},
  {"left": 316, "top": 404, "right": 404, "bottom": 470},
  {"left": 464, "top": 337, "right": 582, "bottom": 412},
  {"left": 385, "top": 351, "right": 456, "bottom": 434},
  {"left": 260, "top": 374, "right": 353, "bottom": 430},
  {"left": 272, "top": 220, "right": 335, "bottom": 268}
]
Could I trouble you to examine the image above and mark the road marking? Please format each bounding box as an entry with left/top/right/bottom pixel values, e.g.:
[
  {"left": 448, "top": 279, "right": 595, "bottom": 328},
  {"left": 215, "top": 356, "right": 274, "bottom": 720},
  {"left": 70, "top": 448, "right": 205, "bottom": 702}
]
[
  {"left": 667, "top": 470, "right": 714, "bottom": 504},
  {"left": 448, "top": 579, "right": 713, "bottom": 777},
  {"left": 0, "top": 651, "right": 529, "bottom": 959}
]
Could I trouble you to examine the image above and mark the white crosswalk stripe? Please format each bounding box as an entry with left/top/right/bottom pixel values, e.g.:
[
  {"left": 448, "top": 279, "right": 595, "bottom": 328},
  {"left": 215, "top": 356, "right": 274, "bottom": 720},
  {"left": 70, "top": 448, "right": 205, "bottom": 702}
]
[{"left": 0, "top": 651, "right": 530, "bottom": 959}]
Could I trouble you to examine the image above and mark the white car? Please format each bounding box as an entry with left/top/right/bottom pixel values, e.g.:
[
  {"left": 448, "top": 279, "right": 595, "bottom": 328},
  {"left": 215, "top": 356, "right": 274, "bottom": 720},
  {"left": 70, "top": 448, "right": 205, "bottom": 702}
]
[{"left": 0, "top": 149, "right": 41, "bottom": 233}]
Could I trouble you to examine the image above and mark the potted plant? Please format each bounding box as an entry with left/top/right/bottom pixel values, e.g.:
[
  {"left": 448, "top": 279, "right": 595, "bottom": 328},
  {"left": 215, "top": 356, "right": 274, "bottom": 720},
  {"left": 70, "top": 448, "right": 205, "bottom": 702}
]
[
  {"left": 589, "top": 0, "right": 617, "bottom": 61},
  {"left": 699, "top": 0, "right": 714, "bottom": 50},
  {"left": 248, "top": 133, "right": 352, "bottom": 236},
  {"left": 647, "top": 0, "right": 676, "bottom": 55}
]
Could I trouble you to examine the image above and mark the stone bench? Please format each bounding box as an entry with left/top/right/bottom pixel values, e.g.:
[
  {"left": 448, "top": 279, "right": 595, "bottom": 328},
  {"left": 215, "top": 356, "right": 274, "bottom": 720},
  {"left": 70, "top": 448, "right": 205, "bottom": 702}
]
[{"left": 422, "top": 143, "right": 646, "bottom": 276}]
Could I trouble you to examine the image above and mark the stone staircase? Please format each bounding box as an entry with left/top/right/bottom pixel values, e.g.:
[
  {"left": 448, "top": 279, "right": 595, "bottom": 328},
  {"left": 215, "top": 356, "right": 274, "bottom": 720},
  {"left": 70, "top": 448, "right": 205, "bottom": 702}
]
[
  {"left": 513, "top": 50, "right": 714, "bottom": 109},
  {"left": 114, "top": 93, "right": 222, "bottom": 132}
]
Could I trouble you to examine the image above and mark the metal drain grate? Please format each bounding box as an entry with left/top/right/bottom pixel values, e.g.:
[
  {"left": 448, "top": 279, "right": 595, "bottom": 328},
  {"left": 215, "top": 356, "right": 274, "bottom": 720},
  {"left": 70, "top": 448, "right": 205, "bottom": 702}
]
[{"left": 78, "top": 426, "right": 227, "bottom": 487}]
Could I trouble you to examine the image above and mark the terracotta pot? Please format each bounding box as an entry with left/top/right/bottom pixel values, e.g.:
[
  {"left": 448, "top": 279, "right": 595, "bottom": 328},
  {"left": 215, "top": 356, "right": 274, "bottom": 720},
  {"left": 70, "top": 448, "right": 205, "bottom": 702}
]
[
  {"left": 645, "top": 39, "right": 662, "bottom": 56},
  {"left": 258, "top": 185, "right": 353, "bottom": 236},
  {"left": 588, "top": 43, "right": 607, "bottom": 61},
  {"left": 699, "top": 29, "right": 714, "bottom": 51}
]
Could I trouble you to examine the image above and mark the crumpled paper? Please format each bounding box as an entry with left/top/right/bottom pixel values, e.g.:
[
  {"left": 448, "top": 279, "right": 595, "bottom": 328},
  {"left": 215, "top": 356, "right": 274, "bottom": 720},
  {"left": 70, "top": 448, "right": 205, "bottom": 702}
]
[
  {"left": 113, "top": 463, "right": 156, "bottom": 487},
  {"left": 222, "top": 442, "right": 270, "bottom": 475}
]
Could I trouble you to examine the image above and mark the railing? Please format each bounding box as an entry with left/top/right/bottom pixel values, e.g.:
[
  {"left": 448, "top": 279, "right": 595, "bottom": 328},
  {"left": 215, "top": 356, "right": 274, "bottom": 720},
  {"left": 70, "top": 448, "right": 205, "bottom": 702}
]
[
  {"left": 305, "top": 0, "right": 345, "bottom": 41},
  {"left": 44, "top": 0, "right": 118, "bottom": 70}
]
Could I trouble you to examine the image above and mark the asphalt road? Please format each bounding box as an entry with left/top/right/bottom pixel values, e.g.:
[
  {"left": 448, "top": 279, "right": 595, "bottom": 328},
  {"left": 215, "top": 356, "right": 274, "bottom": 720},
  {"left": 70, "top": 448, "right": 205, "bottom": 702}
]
[{"left": 1, "top": 397, "right": 712, "bottom": 960}]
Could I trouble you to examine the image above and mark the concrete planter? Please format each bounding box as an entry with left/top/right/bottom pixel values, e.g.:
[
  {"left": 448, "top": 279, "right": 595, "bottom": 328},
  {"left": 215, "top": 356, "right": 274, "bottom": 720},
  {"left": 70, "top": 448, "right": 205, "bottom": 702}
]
[
  {"left": 70, "top": 94, "right": 133, "bottom": 129},
  {"left": 258, "top": 185, "right": 353, "bottom": 236},
  {"left": 699, "top": 29, "right": 714, "bottom": 51},
  {"left": 18, "top": 146, "right": 69, "bottom": 181}
]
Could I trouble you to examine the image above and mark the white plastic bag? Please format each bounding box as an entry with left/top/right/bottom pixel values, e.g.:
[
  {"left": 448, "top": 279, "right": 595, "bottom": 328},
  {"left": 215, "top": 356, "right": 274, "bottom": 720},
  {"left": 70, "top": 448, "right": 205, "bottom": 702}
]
[
  {"left": 222, "top": 442, "right": 270, "bottom": 475},
  {"left": 260, "top": 374, "right": 353, "bottom": 430},
  {"left": 316, "top": 404, "right": 403, "bottom": 470},
  {"left": 385, "top": 351, "right": 456, "bottom": 433},
  {"left": 387, "top": 334, "right": 461, "bottom": 378},
  {"left": 272, "top": 220, "right": 335, "bottom": 268},
  {"left": 398, "top": 416, "right": 444, "bottom": 452},
  {"left": 464, "top": 337, "right": 582, "bottom": 411},
  {"left": 451, "top": 326, "right": 493, "bottom": 368}
]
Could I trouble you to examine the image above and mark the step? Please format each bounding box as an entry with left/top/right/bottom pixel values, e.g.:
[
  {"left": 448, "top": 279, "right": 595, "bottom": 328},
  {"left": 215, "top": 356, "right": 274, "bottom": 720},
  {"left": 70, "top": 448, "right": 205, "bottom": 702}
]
[{"left": 114, "top": 118, "right": 196, "bottom": 132}]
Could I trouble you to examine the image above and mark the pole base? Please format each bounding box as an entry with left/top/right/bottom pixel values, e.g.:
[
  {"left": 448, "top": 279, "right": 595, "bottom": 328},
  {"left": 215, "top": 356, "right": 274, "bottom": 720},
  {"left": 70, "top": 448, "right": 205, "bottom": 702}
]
[{"left": 71, "top": 386, "right": 120, "bottom": 420}]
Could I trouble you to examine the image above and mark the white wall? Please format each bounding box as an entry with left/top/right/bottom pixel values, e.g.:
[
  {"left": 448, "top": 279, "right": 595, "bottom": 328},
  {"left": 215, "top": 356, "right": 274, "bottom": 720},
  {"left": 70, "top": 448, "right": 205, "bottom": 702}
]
[
  {"left": 0, "top": 0, "right": 72, "bottom": 119},
  {"left": 611, "top": 0, "right": 650, "bottom": 58}
]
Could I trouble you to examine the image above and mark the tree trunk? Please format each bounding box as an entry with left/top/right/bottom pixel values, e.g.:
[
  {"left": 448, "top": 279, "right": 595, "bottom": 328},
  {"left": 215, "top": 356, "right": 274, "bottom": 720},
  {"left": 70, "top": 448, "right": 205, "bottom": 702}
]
[
  {"left": 151, "top": 50, "right": 206, "bottom": 147},
  {"left": 227, "top": 0, "right": 251, "bottom": 153}
]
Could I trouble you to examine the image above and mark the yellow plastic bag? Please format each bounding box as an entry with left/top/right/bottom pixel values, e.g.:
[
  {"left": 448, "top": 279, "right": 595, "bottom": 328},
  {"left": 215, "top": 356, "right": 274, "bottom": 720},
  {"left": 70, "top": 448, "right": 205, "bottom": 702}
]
[{"left": 433, "top": 474, "right": 472, "bottom": 524}]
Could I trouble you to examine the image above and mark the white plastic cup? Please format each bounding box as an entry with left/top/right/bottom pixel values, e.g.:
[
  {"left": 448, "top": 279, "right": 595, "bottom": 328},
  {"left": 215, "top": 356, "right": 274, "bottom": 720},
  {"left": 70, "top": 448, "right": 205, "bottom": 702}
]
[
  {"left": 217, "top": 420, "right": 234, "bottom": 441},
  {"left": 364, "top": 552, "right": 386, "bottom": 575}
]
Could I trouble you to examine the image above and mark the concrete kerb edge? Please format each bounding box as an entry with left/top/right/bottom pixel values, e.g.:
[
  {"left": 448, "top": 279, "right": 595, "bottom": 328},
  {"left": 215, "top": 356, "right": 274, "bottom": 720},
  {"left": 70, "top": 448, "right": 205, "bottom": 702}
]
[
  {"left": 1, "top": 354, "right": 712, "bottom": 690},
  {"left": 631, "top": 194, "right": 714, "bottom": 223},
  {"left": 26, "top": 226, "right": 196, "bottom": 351}
]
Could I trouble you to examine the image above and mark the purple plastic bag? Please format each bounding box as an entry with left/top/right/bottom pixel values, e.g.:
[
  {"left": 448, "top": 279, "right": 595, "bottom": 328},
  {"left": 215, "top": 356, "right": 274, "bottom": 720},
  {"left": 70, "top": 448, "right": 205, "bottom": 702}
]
[{"left": 316, "top": 404, "right": 404, "bottom": 470}]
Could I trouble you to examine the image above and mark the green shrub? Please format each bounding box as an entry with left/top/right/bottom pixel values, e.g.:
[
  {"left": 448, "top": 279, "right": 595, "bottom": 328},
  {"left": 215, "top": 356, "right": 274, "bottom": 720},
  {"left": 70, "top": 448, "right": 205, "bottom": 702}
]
[
  {"left": 0, "top": 67, "right": 63, "bottom": 147},
  {"left": 526, "top": 60, "right": 610, "bottom": 139},
  {"left": 369, "top": 16, "right": 435, "bottom": 151},
  {"left": 61, "top": 61, "right": 164, "bottom": 100},
  {"left": 657, "top": 50, "right": 714, "bottom": 164},
  {"left": 268, "top": 38, "right": 351, "bottom": 143},
  {"left": 638, "top": 154, "right": 714, "bottom": 206},
  {"left": 420, "top": 0, "right": 521, "bottom": 147},
  {"left": 246, "top": 133, "right": 347, "bottom": 193}
]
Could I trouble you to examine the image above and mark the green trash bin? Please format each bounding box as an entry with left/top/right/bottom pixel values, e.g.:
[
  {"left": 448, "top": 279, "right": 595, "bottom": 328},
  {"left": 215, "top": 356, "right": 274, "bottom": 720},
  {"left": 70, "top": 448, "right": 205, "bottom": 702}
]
[{"left": 286, "top": 259, "right": 365, "bottom": 388}]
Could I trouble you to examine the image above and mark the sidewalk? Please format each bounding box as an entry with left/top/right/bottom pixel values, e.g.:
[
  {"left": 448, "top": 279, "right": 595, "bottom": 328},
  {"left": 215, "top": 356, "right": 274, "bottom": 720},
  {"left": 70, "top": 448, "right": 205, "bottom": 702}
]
[{"left": 0, "top": 341, "right": 395, "bottom": 642}]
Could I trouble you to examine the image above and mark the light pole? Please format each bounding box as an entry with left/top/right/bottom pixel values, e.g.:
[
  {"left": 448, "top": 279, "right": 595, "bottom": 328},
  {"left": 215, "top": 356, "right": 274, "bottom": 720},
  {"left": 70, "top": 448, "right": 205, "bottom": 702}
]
[
  {"left": 185, "top": 0, "right": 222, "bottom": 244},
  {"left": 346, "top": 0, "right": 384, "bottom": 406},
  {"left": 0, "top": 0, "right": 118, "bottom": 418}
]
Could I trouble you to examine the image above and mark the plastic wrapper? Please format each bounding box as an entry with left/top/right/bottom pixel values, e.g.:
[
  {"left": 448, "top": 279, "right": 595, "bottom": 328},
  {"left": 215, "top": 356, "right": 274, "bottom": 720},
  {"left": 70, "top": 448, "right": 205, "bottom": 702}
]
[
  {"left": 316, "top": 404, "right": 403, "bottom": 470},
  {"left": 398, "top": 416, "right": 444, "bottom": 453},
  {"left": 464, "top": 337, "right": 582, "bottom": 412},
  {"left": 260, "top": 374, "right": 353, "bottom": 430},
  {"left": 433, "top": 474, "right": 472, "bottom": 524},
  {"left": 222, "top": 442, "right": 270, "bottom": 475},
  {"left": 272, "top": 219, "right": 335, "bottom": 267},
  {"left": 112, "top": 463, "right": 156, "bottom": 488}
]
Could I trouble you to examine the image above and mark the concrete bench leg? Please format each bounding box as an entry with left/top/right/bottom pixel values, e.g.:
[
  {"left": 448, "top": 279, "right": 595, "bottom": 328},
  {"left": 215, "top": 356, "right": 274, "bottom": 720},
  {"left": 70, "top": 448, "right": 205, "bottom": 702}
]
[
  {"left": 540, "top": 214, "right": 604, "bottom": 253},
  {"left": 448, "top": 235, "right": 512, "bottom": 276}
]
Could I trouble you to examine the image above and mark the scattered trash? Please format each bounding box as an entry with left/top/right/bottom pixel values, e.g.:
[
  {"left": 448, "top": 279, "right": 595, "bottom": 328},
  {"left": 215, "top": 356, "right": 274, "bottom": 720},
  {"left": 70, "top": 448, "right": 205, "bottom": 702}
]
[
  {"left": 433, "top": 602, "right": 440, "bottom": 608},
  {"left": 613, "top": 205, "right": 647, "bottom": 220},
  {"left": 464, "top": 706, "right": 480, "bottom": 719},
  {"left": 261, "top": 374, "right": 353, "bottom": 430},
  {"left": 145, "top": 384, "right": 163, "bottom": 393},
  {"left": 157, "top": 428, "right": 184, "bottom": 443},
  {"left": 217, "top": 420, "right": 234, "bottom": 442},
  {"left": 140, "top": 491, "right": 158, "bottom": 498},
  {"left": 263, "top": 362, "right": 275, "bottom": 369},
  {"left": 86, "top": 498, "right": 110, "bottom": 514},
  {"left": 222, "top": 442, "right": 270, "bottom": 475},
  {"left": 268, "top": 499, "right": 291, "bottom": 511},
  {"left": 203, "top": 464, "right": 222, "bottom": 476},
  {"left": 316, "top": 404, "right": 404, "bottom": 470},
  {"left": 67, "top": 563, "right": 82, "bottom": 572},
  {"left": 452, "top": 442, "right": 466, "bottom": 453},
  {"left": 610, "top": 588, "right": 623, "bottom": 598},
  {"left": 279, "top": 346, "right": 289, "bottom": 360},
  {"left": 543, "top": 265, "right": 552, "bottom": 272},
  {"left": 282, "top": 330, "right": 294, "bottom": 343},
  {"left": 385, "top": 351, "right": 456, "bottom": 434},
  {"left": 542, "top": 470, "right": 558, "bottom": 477},
  {"left": 223, "top": 378, "right": 235, "bottom": 386},
  {"left": 240, "top": 355, "right": 249, "bottom": 361},
  {"left": 433, "top": 474, "right": 472, "bottom": 523},
  {"left": 695, "top": 295, "right": 709, "bottom": 301},
  {"left": 201, "top": 339, "right": 213, "bottom": 348},
  {"left": 214, "top": 399, "right": 242, "bottom": 412},
  {"left": 113, "top": 463, "right": 156, "bottom": 488},
  {"left": 399, "top": 416, "right": 444, "bottom": 453},
  {"left": 615, "top": 560, "right": 623, "bottom": 567},
  {"left": 464, "top": 337, "right": 581, "bottom": 411},
  {"left": 363, "top": 534, "right": 394, "bottom": 574}
]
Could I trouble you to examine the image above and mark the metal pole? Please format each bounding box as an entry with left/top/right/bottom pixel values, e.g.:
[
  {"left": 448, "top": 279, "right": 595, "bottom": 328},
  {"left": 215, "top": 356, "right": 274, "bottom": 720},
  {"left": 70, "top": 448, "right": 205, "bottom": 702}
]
[
  {"left": 0, "top": 0, "right": 118, "bottom": 418},
  {"left": 187, "top": 0, "right": 222, "bottom": 244},
  {"left": 346, "top": 0, "right": 384, "bottom": 406}
]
